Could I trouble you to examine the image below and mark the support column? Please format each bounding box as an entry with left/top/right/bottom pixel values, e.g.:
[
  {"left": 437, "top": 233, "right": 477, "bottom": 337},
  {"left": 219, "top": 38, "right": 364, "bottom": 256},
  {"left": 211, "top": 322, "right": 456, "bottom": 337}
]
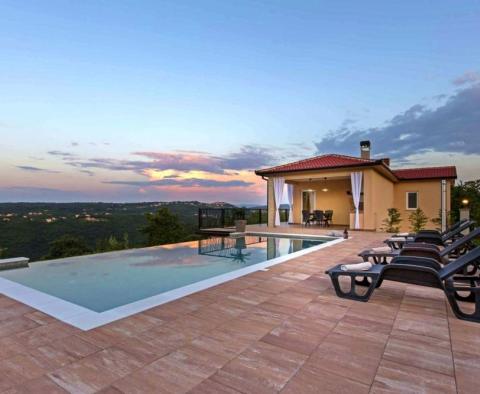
[{"left": 267, "top": 178, "right": 276, "bottom": 228}]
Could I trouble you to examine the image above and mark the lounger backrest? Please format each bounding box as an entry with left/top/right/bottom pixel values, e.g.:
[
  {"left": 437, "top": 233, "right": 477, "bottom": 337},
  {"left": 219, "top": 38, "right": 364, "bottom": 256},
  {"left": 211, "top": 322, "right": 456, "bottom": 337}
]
[
  {"left": 440, "top": 227, "right": 480, "bottom": 257},
  {"left": 439, "top": 246, "right": 480, "bottom": 280},
  {"left": 441, "top": 220, "right": 475, "bottom": 242},
  {"left": 443, "top": 219, "right": 468, "bottom": 235},
  {"left": 442, "top": 220, "right": 475, "bottom": 242}
]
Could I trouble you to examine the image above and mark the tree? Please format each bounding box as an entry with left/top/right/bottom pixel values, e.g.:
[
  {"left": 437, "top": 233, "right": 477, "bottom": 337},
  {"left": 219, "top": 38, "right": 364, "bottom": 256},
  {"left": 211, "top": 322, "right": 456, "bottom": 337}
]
[
  {"left": 141, "top": 208, "right": 186, "bottom": 246},
  {"left": 382, "top": 208, "right": 402, "bottom": 233},
  {"left": 451, "top": 180, "right": 480, "bottom": 225},
  {"left": 44, "top": 235, "right": 91, "bottom": 259},
  {"left": 0, "top": 247, "right": 6, "bottom": 259},
  {"left": 96, "top": 233, "right": 130, "bottom": 253},
  {"left": 408, "top": 208, "right": 429, "bottom": 233}
]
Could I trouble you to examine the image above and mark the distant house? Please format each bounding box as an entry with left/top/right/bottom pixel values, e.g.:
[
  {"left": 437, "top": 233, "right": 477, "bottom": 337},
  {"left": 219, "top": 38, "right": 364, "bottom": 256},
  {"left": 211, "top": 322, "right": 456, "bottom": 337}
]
[{"left": 255, "top": 141, "right": 456, "bottom": 231}]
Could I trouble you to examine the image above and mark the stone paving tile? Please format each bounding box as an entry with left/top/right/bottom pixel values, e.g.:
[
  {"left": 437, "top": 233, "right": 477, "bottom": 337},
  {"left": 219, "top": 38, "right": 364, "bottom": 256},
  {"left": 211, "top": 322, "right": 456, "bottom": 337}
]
[
  {"left": 261, "top": 313, "right": 335, "bottom": 355},
  {"left": 383, "top": 335, "right": 454, "bottom": 376},
  {"left": 28, "top": 334, "right": 101, "bottom": 370},
  {"left": 4, "top": 375, "right": 68, "bottom": 394},
  {"left": 306, "top": 331, "right": 385, "bottom": 386},
  {"left": 14, "top": 322, "right": 79, "bottom": 349},
  {"left": 211, "top": 341, "right": 307, "bottom": 394},
  {"left": 452, "top": 350, "right": 480, "bottom": 394},
  {"left": 189, "top": 378, "right": 242, "bottom": 394},
  {"left": 48, "top": 347, "right": 144, "bottom": 393},
  {"left": 371, "top": 359, "right": 456, "bottom": 393},
  {"left": 281, "top": 367, "right": 370, "bottom": 394},
  {"left": 1, "top": 230, "right": 478, "bottom": 393}
]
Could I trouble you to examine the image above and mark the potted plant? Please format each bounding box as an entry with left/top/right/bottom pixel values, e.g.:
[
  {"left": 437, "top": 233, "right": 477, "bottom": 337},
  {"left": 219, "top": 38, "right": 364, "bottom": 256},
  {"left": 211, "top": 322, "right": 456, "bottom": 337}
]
[{"left": 233, "top": 208, "right": 247, "bottom": 232}]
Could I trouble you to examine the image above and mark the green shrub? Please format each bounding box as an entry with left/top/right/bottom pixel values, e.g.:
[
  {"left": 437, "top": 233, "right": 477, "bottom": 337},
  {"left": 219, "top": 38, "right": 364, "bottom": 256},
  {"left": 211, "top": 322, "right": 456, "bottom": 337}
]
[
  {"left": 409, "top": 208, "right": 429, "bottom": 233},
  {"left": 382, "top": 208, "right": 402, "bottom": 233}
]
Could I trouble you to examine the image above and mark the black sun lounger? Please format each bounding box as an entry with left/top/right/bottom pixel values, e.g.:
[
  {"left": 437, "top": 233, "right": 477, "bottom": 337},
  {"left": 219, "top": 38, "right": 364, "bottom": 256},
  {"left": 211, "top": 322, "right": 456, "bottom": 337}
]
[
  {"left": 393, "top": 219, "right": 470, "bottom": 239},
  {"left": 361, "top": 227, "right": 480, "bottom": 265},
  {"left": 385, "top": 220, "right": 475, "bottom": 249},
  {"left": 326, "top": 246, "right": 480, "bottom": 322}
]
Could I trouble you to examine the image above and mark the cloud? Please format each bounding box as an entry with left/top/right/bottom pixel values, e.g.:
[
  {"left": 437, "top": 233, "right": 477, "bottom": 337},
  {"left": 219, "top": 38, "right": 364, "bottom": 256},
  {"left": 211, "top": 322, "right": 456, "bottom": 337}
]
[
  {"left": 79, "top": 169, "right": 94, "bottom": 176},
  {"left": 16, "top": 165, "right": 60, "bottom": 174},
  {"left": 0, "top": 186, "right": 88, "bottom": 202},
  {"left": 453, "top": 71, "right": 480, "bottom": 86},
  {"left": 314, "top": 82, "right": 480, "bottom": 163},
  {"left": 65, "top": 144, "right": 281, "bottom": 175},
  {"left": 47, "top": 150, "right": 77, "bottom": 159},
  {"left": 71, "top": 141, "right": 79, "bottom": 147},
  {"left": 103, "top": 178, "right": 254, "bottom": 188},
  {"left": 215, "top": 145, "right": 278, "bottom": 170}
]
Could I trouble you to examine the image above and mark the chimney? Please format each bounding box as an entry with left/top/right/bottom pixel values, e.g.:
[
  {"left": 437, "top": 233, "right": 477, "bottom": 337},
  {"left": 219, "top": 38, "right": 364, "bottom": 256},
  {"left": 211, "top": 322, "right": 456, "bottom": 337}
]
[{"left": 360, "top": 140, "right": 371, "bottom": 160}]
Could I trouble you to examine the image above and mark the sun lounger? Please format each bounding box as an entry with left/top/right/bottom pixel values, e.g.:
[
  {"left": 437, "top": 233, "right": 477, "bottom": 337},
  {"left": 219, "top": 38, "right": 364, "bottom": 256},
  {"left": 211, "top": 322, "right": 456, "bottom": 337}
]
[
  {"left": 361, "top": 227, "right": 480, "bottom": 265},
  {"left": 393, "top": 219, "right": 470, "bottom": 239},
  {"left": 326, "top": 246, "right": 480, "bottom": 322},
  {"left": 385, "top": 220, "right": 475, "bottom": 249}
]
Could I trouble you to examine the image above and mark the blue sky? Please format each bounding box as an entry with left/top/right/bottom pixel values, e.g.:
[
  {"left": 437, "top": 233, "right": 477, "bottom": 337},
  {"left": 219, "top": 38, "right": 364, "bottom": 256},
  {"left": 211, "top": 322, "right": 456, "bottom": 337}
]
[{"left": 1, "top": 0, "right": 479, "bottom": 203}]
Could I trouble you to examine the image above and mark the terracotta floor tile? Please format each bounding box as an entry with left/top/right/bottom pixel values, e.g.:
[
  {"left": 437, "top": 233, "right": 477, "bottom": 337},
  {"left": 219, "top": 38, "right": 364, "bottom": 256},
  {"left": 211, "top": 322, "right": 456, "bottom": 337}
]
[
  {"left": 333, "top": 314, "right": 392, "bottom": 344},
  {"left": 452, "top": 351, "right": 480, "bottom": 394},
  {"left": 112, "top": 336, "right": 163, "bottom": 365},
  {"left": 372, "top": 359, "right": 456, "bottom": 393},
  {"left": 24, "top": 311, "right": 57, "bottom": 326},
  {"left": 0, "top": 337, "right": 27, "bottom": 360},
  {"left": 227, "top": 288, "right": 273, "bottom": 306},
  {"left": 29, "top": 334, "right": 100, "bottom": 370},
  {"left": 190, "top": 329, "right": 253, "bottom": 361},
  {"left": 267, "top": 290, "right": 316, "bottom": 310},
  {"left": 0, "top": 353, "right": 48, "bottom": 391},
  {"left": 49, "top": 347, "right": 143, "bottom": 393},
  {"left": 281, "top": 366, "right": 370, "bottom": 394},
  {"left": 393, "top": 313, "right": 450, "bottom": 341},
  {"left": 14, "top": 322, "right": 78, "bottom": 348},
  {"left": 212, "top": 341, "right": 306, "bottom": 394},
  {"left": 383, "top": 335, "right": 454, "bottom": 376},
  {"left": 299, "top": 300, "right": 349, "bottom": 322},
  {"left": 0, "top": 304, "right": 35, "bottom": 322},
  {"left": 7, "top": 375, "right": 68, "bottom": 394},
  {"left": 188, "top": 378, "right": 242, "bottom": 394},
  {"left": 0, "top": 317, "right": 39, "bottom": 338},
  {"left": 449, "top": 319, "right": 480, "bottom": 355},
  {"left": 261, "top": 314, "right": 334, "bottom": 355},
  {"left": 114, "top": 353, "right": 208, "bottom": 393},
  {"left": 306, "top": 332, "right": 385, "bottom": 385}
]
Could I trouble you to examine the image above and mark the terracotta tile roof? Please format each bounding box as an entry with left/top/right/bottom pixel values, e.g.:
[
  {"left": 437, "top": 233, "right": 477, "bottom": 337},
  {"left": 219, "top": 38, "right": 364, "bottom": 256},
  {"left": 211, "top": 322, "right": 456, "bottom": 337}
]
[
  {"left": 255, "top": 154, "right": 380, "bottom": 175},
  {"left": 255, "top": 154, "right": 457, "bottom": 181},
  {"left": 392, "top": 166, "right": 457, "bottom": 180}
]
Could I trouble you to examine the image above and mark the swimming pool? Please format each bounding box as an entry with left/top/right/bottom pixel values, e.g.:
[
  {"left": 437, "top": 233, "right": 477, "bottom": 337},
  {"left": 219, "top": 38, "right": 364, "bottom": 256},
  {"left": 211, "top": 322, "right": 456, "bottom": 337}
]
[{"left": 0, "top": 233, "right": 342, "bottom": 329}]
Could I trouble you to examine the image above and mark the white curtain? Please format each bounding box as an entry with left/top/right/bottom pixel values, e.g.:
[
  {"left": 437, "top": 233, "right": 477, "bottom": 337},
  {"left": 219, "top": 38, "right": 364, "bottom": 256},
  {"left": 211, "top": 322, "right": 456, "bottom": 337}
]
[
  {"left": 351, "top": 172, "right": 363, "bottom": 229},
  {"left": 286, "top": 184, "right": 294, "bottom": 224},
  {"left": 273, "top": 177, "right": 285, "bottom": 226}
]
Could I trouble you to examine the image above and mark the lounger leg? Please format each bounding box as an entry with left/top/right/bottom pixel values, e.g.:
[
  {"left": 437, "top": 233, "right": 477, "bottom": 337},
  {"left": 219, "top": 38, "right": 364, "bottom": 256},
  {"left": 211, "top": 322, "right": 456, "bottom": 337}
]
[
  {"left": 329, "top": 272, "right": 379, "bottom": 302},
  {"left": 445, "top": 279, "right": 480, "bottom": 323}
]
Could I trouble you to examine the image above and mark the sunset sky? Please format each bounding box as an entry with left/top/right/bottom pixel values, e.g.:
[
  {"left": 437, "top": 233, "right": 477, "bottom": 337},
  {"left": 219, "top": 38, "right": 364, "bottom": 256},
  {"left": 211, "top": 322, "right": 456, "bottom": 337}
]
[{"left": 1, "top": 1, "right": 479, "bottom": 204}]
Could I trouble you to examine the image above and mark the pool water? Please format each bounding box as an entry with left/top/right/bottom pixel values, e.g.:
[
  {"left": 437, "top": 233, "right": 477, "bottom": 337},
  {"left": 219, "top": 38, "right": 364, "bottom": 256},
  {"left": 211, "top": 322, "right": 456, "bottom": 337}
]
[{"left": 0, "top": 235, "right": 331, "bottom": 312}]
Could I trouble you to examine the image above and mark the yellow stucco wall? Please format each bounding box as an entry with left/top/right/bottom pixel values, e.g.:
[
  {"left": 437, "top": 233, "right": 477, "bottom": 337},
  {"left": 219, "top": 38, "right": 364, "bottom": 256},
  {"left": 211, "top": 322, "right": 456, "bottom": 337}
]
[
  {"left": 393, "top": 179, "right": 453, "bottom": 232},
  {"left": 363, "top": 169, "right": 395, "bottom": 231}
]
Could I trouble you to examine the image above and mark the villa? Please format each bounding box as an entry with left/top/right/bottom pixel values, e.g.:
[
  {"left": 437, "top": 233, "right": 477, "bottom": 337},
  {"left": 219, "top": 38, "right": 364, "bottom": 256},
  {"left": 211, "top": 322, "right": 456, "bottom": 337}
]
[{"left": 256, "top": 141, "right": 457, "bottom": 232}]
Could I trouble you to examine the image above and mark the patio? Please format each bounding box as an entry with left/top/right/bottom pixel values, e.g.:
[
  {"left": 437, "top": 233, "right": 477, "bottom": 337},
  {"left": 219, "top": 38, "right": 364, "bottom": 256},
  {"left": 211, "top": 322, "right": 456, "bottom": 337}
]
[{"left": 0, "top": 230, "right": 478, "bottom": 393}]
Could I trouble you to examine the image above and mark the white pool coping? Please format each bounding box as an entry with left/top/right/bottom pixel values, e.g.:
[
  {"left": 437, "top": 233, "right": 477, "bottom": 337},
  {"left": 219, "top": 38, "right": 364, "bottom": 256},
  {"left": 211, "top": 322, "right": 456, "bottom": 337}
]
[{"left": 0, "top": 234, "right": 346, "bottom": 330}]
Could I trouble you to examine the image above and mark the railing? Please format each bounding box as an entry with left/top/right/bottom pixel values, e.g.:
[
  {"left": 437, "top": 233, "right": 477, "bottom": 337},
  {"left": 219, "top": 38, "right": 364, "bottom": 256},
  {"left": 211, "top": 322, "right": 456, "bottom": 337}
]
[{"left": 198, "top": 208, "right": 289, "bottom": 229}]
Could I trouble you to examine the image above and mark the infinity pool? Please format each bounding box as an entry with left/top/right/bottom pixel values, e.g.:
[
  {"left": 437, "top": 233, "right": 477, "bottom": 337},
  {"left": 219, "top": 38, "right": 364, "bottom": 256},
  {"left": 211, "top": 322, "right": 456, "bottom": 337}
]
[{"left": 0, "top": 235, "right": 334, "bottom": 313}]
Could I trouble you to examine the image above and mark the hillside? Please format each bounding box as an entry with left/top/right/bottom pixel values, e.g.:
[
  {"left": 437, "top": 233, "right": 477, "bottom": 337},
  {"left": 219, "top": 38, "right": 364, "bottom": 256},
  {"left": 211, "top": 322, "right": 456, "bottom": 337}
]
[{"left": 0, "top": 201, "right": 236, "bottom": 260}]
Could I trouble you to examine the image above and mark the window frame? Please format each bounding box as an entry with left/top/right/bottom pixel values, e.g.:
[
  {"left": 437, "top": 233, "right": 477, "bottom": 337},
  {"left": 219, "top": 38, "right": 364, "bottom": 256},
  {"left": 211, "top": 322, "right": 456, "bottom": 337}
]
[{"left": 406, "top": 191, "right": 418, "bottom": 210}]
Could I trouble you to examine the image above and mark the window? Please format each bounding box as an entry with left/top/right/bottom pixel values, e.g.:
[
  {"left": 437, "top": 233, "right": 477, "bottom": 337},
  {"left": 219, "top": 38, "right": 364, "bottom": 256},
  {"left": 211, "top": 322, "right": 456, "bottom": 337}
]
[{"left": 406, "top": 192, "right": 418, "bottom": 210}]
